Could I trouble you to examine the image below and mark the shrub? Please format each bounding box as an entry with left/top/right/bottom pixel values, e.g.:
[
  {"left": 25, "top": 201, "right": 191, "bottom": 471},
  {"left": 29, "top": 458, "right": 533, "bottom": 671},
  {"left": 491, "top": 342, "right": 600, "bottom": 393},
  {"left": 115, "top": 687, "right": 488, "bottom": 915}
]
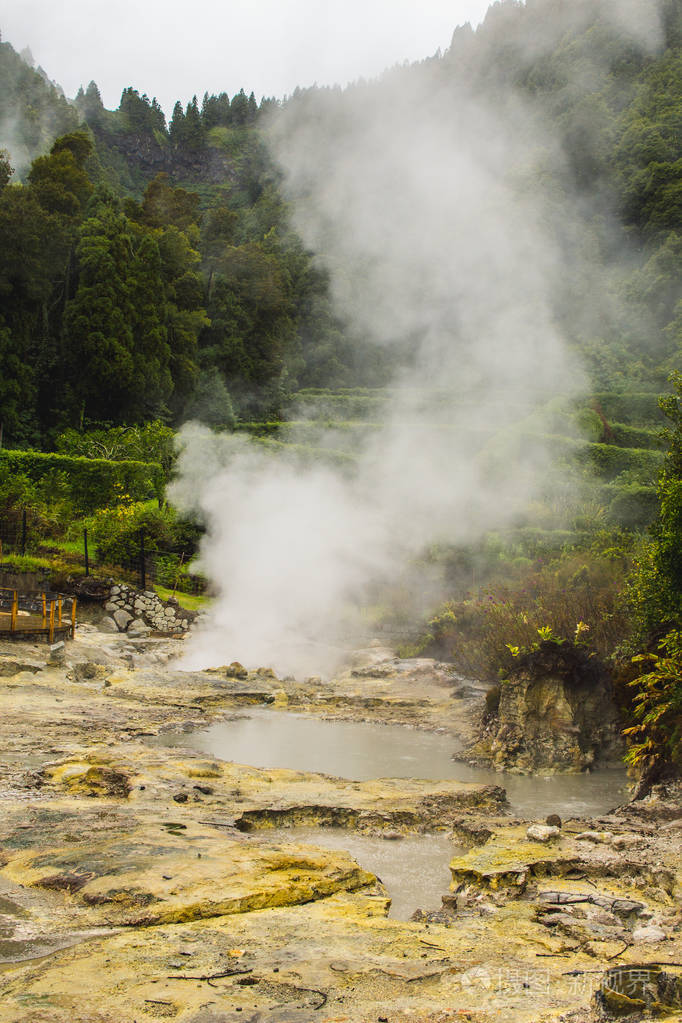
[
  {"left": 625, "top": 630, "right": 682, "bottom": 775},
  {"left": 608, "top": 485, "right": 659, "bottom": 528},
  {"left": 0, "top": 469, "right": 75, "bottom": 544},
  {"left": 77, "top": 502, "right": 179, "bottom": 566},
  {"left": 56, "top": 421, "right": 175, "bottom": 479},
  {"left": 575, "top": 443, "right": 663, "bottom": 482},
  {"left": 420, "top": 552, "right": 630, "bottom": 680}
]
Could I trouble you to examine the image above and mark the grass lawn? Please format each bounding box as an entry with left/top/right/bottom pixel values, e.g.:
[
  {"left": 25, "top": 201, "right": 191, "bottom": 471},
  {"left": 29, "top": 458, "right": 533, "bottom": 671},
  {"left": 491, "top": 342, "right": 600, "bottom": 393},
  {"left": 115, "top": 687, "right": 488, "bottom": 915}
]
[{"left": 154, "top": 584, "right": 209, "bottom": 611}]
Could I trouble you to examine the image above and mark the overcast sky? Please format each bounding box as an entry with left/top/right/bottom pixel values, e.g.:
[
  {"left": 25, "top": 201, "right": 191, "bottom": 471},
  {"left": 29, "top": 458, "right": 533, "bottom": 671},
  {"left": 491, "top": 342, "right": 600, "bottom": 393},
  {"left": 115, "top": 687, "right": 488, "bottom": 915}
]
[{"left": 2, "top": 0, "right": 492, "bottom": 115}]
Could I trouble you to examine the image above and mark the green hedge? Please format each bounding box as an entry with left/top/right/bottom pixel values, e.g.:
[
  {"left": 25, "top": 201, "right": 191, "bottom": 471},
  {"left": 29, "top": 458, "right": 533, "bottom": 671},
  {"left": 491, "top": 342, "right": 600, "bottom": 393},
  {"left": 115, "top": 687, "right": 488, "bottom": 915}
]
[
  {"left": 609, "top": 423, "right": 665, "bottom": 450},
  {"left": 294, "top": 393, "right": 392, "bottom": 419},
  {"left": 234, "top": 421, "right": 283, "bottom": 437},
  {"left": 591, "top": 392, "right": 667, "bottom": 426},
  {"left": 607, "top": 485, "right": 659, "bottom": 529},
  {"left": 0, "top": 450, "right": 164, "bottom": 513},
  {"left": 575, "top": 443, "right": 663, "bottom": 481}
]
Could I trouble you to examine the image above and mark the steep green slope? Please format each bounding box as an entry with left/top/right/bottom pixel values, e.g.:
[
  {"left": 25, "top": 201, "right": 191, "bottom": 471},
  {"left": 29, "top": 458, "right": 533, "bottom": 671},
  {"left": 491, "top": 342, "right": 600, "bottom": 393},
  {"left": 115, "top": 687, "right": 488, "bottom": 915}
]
[{"left": 0, "top": 0, "right": 681, "bottom": 461}]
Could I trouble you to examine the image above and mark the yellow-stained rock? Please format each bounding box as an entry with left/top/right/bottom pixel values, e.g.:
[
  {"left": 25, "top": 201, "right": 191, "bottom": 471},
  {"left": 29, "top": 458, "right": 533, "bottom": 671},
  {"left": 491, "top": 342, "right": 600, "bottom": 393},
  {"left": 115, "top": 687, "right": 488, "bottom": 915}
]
[{"left": 3, "top": 819, "right": 380, "bottom": 928}]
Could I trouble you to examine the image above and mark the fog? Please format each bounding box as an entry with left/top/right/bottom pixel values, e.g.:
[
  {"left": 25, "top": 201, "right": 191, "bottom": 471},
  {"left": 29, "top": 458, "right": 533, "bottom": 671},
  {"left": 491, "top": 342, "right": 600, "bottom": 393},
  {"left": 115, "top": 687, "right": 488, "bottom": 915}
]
[{"left": 171, "top": 0, "right": 666, "bottom": 678}]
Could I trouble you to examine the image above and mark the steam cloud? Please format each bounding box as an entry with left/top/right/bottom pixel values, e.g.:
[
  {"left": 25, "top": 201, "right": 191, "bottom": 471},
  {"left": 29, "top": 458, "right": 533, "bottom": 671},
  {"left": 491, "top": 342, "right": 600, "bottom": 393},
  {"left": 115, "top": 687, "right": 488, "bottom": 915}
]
[{"left": 172, "top": 1, "right": 662, "bottom": 678}]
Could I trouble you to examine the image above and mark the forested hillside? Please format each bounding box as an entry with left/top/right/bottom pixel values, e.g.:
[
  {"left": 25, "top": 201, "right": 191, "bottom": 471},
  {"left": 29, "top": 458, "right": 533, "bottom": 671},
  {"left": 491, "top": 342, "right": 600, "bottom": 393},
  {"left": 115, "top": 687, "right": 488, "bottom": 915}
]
[{"left": 0, "top": 0, "right": 681, "bottom": 449}]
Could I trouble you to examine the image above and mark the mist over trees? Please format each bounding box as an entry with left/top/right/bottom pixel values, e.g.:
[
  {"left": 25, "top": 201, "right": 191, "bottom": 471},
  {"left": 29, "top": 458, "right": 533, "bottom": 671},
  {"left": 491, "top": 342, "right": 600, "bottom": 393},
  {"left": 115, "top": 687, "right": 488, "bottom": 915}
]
[{"left": 0, "top": 0, "right": 681, "bottom": 447}]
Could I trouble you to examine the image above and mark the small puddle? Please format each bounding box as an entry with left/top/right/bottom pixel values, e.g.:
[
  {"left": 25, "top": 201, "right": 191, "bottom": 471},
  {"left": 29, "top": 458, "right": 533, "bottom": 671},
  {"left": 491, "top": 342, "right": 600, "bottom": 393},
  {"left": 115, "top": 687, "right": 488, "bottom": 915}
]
[
  {"left": 154, "top": 706, "right": 629, "bottom": 818},
  {"left": 289, "top": 828, "right": 460, "bottom": 919}
]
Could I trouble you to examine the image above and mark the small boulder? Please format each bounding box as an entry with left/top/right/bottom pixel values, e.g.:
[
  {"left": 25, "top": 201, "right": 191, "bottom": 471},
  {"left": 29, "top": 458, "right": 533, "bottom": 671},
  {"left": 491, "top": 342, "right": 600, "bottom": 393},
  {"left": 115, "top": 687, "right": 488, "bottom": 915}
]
[
  {"left": 128, "top": 619, "right": 151, "bottom": 637},
  {"left": 98, "top": 616, "right": 119, "bottom": 634},
  {"left": 225, "top": 661, "right": 248, "bottom": 680},
  {"left": 576, "top": 830, "right": 613, "bottom": 845},
  {"left": 526, "top": 824, "right": 561, "bottom": 843},
  {"left": 113, "top": 609, "right": 133, "bottom": 631},
  {"left": 49, "top": 642, "right": 66, "bottom": 664},
  {"left": 633, "top": 924, "right": 667, "bottom": 944},
  {"left": 545, "top": 814, "right": 562, "bottom": 829},
  {"left": 72, "top": 661, "right": 101, "bottom": 682}
]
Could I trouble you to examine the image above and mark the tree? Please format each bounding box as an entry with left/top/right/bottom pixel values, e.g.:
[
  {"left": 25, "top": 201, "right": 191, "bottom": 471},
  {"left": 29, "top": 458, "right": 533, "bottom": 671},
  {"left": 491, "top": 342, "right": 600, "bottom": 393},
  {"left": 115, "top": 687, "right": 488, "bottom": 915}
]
[
  {"left": 0, "top": 149, "right": 13, "bottom": 190},
  {"left": 180, "top": 95, "right": 205, "bottom": 150},
  {"left": 28, "top": 132, "right": 93, "bottom": 219},
  {"left": 62, "top": 200, "right": 137, "bottom": 422},
  {"left": 141, "top": 173, "right": 200, "bottom": 231},
  {"left": 76, "top": 81, "right": 105, "bottom": 127},
  {"left": 119, "top": 87, "right": 165, "bottom": 134},
  {"left": 169, "top": 101, "right": 185, "bottom": 147},
  {"left": 128, "top": 233, "right": 172, "bottom": 419},
  {"left": 182, "top": 369, "right": 235, "bottom": 428}
]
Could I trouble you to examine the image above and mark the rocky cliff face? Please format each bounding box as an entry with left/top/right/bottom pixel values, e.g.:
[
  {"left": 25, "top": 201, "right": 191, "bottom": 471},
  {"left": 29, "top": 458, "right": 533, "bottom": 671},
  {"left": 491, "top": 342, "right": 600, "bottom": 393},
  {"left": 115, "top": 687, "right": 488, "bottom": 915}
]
[
  {"left": 482, "top": 641, "right": 623, "bottom": 774},
  {"left": 96, "top": 129, "right": 238, "bottom": 185}
]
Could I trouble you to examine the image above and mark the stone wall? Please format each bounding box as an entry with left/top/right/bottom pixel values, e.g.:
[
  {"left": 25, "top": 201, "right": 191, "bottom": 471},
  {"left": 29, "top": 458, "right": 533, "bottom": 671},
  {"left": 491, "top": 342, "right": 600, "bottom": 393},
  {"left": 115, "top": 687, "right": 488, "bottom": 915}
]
[{"left": 103, "top": 584, "right": 196, "bottom": 636}]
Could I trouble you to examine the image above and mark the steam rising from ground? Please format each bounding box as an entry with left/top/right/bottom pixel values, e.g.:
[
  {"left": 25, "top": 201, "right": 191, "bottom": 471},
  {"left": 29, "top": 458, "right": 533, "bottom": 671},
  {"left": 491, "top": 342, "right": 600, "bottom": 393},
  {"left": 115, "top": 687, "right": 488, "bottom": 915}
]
[{"left": 172, "top": 3, "right": 661, "bottom": 678}]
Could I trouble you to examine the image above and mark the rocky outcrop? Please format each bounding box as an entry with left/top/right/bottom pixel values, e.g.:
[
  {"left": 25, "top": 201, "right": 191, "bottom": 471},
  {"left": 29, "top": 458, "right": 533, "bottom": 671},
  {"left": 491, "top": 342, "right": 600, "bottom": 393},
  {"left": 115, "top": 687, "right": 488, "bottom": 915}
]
[
  {"left": 481, "top": 641, "right": 623, "bottom": 773},
  {"left": 94, "top": 127, "right": 238, "bottom": 185},
  {"left": 103, "top": 583, "right": 195, "bottom": 635}
]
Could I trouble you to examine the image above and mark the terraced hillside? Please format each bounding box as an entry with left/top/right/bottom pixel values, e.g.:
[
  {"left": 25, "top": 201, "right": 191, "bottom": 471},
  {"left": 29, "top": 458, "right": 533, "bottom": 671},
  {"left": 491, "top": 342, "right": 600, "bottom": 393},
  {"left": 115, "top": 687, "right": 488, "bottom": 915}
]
[{"left": 237, "top": 387, "right": 667, "bottom": 537}]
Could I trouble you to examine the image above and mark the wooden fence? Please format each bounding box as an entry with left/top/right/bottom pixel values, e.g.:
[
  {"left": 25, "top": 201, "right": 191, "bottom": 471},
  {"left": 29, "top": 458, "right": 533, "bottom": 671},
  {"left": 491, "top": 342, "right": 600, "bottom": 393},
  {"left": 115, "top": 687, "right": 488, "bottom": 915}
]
[{"left": 0, "top": 588, "right": 77, "bottom": 642}]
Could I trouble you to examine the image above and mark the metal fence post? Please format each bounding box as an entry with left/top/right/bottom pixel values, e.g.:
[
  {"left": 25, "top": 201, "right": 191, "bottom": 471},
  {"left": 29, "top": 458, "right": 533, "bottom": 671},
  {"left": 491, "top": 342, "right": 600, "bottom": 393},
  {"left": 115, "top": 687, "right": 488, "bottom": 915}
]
[
  {"left": 21, "top": 508, "right": 26, "bottom": 556},
  {"left": 140, "top": 529, "right": 146, "bottom": 590}
]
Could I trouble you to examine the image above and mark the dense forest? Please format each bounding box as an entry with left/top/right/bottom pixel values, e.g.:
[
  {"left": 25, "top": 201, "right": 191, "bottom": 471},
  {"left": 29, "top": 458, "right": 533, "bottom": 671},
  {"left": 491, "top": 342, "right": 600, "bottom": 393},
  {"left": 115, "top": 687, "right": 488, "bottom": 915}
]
[
  {"left": 1, "top": 0, "right": 682, "bottom": 780},
  {"left": 1, "top": 0, "right": 682, "bottom": 444}
]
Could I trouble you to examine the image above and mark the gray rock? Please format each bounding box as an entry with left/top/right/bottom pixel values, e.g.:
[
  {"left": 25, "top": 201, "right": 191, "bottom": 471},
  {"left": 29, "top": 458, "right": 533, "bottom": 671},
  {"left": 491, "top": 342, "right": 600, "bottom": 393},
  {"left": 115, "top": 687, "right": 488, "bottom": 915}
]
[
  {"left": 576, "top": 830, "right": 613, "bottom": 844},
  {"left": 527, "top": 824, "right": 561, "bottom": 843},
  {"left": 49, "top": 642, "right": 66, "bottom": 664},
  {"left": 633, "top": 924, "right": 667, "bottom": 943},
  {"left": 72, "top": 661, "right": 99, "bottom": 681},
  {"left": 128, "top": 619, "right": 151, "bottom": 636},
  {"left": 104, "top": 601, "right": 118, "bottom": 612},
  {"left": 113, "top": 609, "right": 133, "bottom": 631},
  {"left": 98, "top": 616, "right": 120, "bottom": 634}
]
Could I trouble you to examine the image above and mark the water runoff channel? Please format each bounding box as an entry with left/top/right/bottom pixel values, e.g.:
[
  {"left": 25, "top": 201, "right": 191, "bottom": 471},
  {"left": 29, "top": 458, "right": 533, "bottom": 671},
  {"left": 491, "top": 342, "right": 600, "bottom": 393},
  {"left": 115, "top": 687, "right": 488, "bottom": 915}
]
[{"left": 154, "top": 707, "right": 629, "bottom": 920}]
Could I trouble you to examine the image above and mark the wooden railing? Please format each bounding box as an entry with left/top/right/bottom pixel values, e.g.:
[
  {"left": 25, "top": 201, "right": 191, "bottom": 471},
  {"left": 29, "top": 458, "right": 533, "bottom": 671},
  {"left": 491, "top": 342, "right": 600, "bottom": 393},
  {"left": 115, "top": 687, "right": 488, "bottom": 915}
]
[{"left": 0, "top": 588, "right": 77, "bottom": 641}]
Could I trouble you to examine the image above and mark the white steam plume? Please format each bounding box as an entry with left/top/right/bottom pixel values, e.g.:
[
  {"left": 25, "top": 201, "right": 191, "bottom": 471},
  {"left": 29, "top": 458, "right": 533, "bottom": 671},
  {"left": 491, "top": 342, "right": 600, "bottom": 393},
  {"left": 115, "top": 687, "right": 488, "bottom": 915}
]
[{"left": 171, "top": 17, "right": 617, "bottom": 678}]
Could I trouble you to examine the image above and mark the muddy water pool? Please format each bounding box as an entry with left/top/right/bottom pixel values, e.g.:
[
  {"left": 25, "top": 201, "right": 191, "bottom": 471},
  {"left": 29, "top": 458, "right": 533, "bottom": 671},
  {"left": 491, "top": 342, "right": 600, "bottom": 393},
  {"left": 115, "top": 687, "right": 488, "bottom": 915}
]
[
  {"left": 155, "top": 707, "right": 629, "bottom": 920},
  {"left": 156, "top": 706, "right": 629, "bottom": 818}
]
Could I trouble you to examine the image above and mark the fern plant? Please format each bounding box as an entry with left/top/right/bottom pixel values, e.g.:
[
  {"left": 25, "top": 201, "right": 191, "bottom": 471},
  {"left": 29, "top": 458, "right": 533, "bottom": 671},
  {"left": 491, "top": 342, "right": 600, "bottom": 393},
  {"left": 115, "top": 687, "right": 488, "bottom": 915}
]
[{"left": 624, "top": 630, "right": 682, "bottom": 772}]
